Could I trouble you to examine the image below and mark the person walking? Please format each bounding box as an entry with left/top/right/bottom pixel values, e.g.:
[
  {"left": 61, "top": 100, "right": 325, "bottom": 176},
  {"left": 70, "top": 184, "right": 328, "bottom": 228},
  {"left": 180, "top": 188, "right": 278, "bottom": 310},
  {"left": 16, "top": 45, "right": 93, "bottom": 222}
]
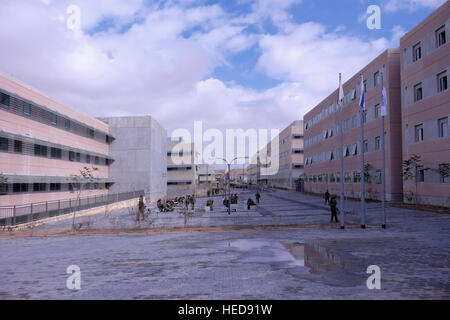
[
  {"left": 324, "top": 190, "right": 330, "bottom": 205},
  {"left": 191, "top": 194, "right": 195, "bottom": 210},
  {"left": 247, "top": 198, "right": 256, "bottom": 210},
  {"left": 329, "top": 195, "right": 339, "bottom": 223},
  {"left": 255, "top": 192, "right": 261, "bottom": 204},
  {"left": 137, "top": 195, "right": 146, "bottom": 221}
]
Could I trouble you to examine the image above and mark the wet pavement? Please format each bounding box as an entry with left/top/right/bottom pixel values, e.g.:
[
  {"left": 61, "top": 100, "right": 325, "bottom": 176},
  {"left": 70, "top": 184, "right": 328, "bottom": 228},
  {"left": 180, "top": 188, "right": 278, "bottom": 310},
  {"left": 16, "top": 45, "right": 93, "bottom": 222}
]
[{"left": 1, "top": 189, "right": 450, "bottom": 299}]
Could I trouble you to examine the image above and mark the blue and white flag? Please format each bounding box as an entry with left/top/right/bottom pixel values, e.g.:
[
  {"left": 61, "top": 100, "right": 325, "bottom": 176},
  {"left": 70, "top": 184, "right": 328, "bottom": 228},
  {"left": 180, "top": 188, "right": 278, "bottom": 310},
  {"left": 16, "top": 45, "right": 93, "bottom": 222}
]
[
  {"left": 381, "top": 87, "right": 387, "bottom": 116},
  {"left": 359, "top": 75, "right": 365, "bottom": 109}
]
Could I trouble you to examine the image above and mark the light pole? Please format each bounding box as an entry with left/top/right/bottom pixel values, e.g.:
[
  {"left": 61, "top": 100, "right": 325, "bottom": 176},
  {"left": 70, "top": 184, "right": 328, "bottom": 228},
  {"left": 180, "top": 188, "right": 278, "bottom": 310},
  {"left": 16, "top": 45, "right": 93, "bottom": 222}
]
[{"left": 217, "top": 157, "right": 248, "bottom": 215}]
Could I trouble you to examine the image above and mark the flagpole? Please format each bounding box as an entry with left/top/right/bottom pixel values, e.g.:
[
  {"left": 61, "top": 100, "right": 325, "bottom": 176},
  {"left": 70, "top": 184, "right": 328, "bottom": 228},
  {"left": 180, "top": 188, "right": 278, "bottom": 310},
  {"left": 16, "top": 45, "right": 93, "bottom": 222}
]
[
  {"left": 339, "top": 73, "right": 345, "bottom": 229},
  {"left": 360, "top": 74, "right": 366, "bottom": 229},
  {"left": 381, "top": 70, "right": 387, "bottom": 229}
]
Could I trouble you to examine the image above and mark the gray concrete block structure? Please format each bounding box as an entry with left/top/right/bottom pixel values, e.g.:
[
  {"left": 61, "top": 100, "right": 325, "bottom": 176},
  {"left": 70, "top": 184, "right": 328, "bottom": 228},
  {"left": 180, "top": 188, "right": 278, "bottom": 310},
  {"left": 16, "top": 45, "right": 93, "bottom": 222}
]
[{"left": 99, "top": 116, "right": 167, "bottom": 202}]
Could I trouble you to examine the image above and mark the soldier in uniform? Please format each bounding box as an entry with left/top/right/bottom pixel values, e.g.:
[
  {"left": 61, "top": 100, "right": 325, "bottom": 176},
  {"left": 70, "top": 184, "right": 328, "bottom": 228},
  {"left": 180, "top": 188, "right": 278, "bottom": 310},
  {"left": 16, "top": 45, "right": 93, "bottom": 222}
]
[
  {"left": 137, "top": 195, "right": 146, "bottom": 221},
  {"left": 329, "top": 195, "right": 339, "bottom": 223}
]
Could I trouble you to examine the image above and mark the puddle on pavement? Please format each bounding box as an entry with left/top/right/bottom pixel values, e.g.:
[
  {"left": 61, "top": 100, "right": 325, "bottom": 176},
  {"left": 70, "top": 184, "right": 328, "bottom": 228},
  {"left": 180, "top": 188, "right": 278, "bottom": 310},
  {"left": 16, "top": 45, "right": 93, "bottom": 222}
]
[{"left": 227, "top": 239, "right": 347, "bottom": 274}]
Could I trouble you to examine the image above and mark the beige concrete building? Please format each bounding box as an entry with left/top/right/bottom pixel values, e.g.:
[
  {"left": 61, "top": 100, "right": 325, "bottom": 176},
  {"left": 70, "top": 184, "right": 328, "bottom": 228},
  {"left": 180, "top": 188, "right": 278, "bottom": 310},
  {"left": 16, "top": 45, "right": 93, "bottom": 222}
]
[
  {"left": 303, "top": 49, "right": 403, "bottom": 201},
  {"left": 400, "top": 2, "right": 450, "bottom": 207},
  {"left": 166, "top": 137, "right": 198, "bottom": 198},
  {"left": 247, "top": 120, "right": 304, "bottom": 190}
]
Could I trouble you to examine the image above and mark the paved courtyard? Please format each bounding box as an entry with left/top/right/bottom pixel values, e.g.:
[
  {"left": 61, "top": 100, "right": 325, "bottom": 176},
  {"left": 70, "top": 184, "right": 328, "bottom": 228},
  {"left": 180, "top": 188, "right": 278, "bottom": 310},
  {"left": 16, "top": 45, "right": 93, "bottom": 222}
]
[{"left": 0, "top": 189, "right": 449, "bottom": 299}]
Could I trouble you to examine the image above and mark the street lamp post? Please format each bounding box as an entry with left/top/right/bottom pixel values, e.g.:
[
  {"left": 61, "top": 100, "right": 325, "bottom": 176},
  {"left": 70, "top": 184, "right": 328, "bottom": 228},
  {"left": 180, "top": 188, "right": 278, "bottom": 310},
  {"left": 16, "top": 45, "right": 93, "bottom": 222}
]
[{"left": 217, "top": 157, "right": 248, "bottom": 215}]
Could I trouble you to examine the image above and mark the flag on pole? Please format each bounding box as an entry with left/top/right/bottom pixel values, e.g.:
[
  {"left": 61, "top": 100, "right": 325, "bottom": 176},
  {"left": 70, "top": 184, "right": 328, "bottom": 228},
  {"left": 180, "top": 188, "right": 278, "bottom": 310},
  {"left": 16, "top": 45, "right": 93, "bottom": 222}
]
[
  {"left": 337, "top": 73, "right": 344, "bottom": 107},
  {"left": 359, "top": 75, "right": 365, "bottom": 109},
  {"left": 381, "top": 87, "right": 387, "bottom": 116}
]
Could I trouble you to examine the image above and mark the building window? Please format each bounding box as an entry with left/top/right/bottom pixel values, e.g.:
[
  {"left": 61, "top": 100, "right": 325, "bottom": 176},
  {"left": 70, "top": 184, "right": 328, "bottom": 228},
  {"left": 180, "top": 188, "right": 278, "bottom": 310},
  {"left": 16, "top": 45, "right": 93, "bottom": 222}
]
[
  {"left": 33, "top": 183, "right": 47, "bottom": 192},
  {"left": 416, "top": 168, "right": 425, "bottom": 182},
  {"left": 363, "top": 140, "right": 368, "bottom": 153},
  {"left": 65, "top": 119, "right": 71, "bottom": 130},
  {"left": 415, "top": 124, "right": 424, "bottom": 142},
  {"left": 23, "top": 102, "right": 31, "bottom": 116},
  {"left": 438, "top": 117, "right": 448, "bottom": 138},
  {"left": 0, "top": 183, "right": 7, "bottom": 195},
  {"left": 76, "top": 152, "right": 81, "bottom": 162},
  {"left": 105, "top": 158, "right": 110, "bottom": 166},
  {"left": 375, "top": 169, "right": 382, "bottom": 184},
  {"left": 51, "top": 113, "right": 57, "bottom": 125},
  {"left": 353, "top": 172, "right": 361, "bottom": 183},
  {"left": 413, "top": 43, "right": 422, "bottom": 62},
  {"left": 436, "top": 25, "right": 446, "bottom": 48},
  {"left": 414, "top": 83, "right": 423, "bottom": 102},
  {"left": 1, "top": 93, "right": 10, "bottom": 108},
  {"left": 344, "top": 172, "right": 352, "bottom": 183},
  {"left": 363, "top": 80, "right": 367, "bottom": 93},
  {"left": 95, "top": 156, "right": 99, "bottom": 164},
  {"left": 106, "top": 135, "right": 110, "bottom": 143},
  {"left": 375, "top": 136, "right": 381, "bottom": 150},
  {"left": 86, "top": 154, "right": 91, "bottom": 163},
  {"left": 69, "top": 151, "right": 75, "bottom": 162},
  {"left": 13, "top": 183, "right": 28, "bottom": 193},
  {"left": 51, "top": 147, "right": 62, "bottom": 159},
  {"left": 34, "top": 144, "right": 48, "bottom": 157},
  {"left": 50, "top": 183, "right": 61, "bottom": 191},
  {"left": 0, "top": 137, "right": 9, "bottom": 151},
  {"left": 437, "top": 71, "right": 448, "bottom": 93},
  {"left": 375, "top": 104, "right": 381, "bottom": 119},
  {"left": 14, "top": 140, "right": 22, "bottom": 153},
  {"left": 88, "top": 128, "right": 95, "bottom": 138},
  {"left": 374, "top": 71, "right": 380, "bottom": 87}
]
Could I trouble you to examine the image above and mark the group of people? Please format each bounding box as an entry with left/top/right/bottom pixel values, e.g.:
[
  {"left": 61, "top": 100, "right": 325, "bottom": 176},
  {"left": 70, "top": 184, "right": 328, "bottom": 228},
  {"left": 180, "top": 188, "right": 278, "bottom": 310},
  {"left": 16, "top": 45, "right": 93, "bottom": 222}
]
[
  {"left": 156, "top": 198, "right": 177, "bottom": 212},
  {"left": 156, "top": 195, "right": 196, "bottom": 213}
]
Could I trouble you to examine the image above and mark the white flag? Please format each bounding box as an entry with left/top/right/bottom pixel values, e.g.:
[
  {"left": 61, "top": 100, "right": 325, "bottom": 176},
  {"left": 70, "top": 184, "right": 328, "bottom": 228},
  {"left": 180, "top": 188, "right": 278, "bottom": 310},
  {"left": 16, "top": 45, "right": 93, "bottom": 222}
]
[
  {"left": 381, "top": 87, "right": 387, "bottom": 116},
  {"left": 337, "top": 74, "right": 344, "bottom": 107}
]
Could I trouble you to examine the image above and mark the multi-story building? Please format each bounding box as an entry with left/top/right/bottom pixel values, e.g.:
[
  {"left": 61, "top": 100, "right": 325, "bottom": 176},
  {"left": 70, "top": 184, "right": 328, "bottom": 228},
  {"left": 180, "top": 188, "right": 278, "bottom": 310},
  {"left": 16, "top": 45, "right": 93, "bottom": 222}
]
[
  {"left": 0, "top": 71, "right": 114, "bottom": 206},
  {"left": 247, "top": 120, "right": 304, "bottom": 190},
  {"left": 197, "top": 164, "right": 216, "bottom": 185},
  {"left": 400, "top": 2, "right": 450, "bottom": 207},
  {"left": 228, "top": 168, "right": 247, "bottom": 184},
  {"left": 166, "top": 137, "right": 198, "bottom": 198},
  {"left": 269, "top": 120, "right": 304, "bottom": 189},
  {"left": 303, "top": 49, "right": 403, "bottom": 201},
  {"left": 99, "top": 116, "right": 167, "bottom": 203}
]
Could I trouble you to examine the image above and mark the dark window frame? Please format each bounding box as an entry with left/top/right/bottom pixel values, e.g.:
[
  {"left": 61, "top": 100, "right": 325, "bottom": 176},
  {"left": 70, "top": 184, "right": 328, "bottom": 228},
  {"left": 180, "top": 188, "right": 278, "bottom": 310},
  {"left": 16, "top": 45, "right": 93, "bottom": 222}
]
[
  {"left": 1, "top": 92, "right": 10, "bottom": 108},
  {"left": 0, "top": 137, "right": 8, "bottom": 151},
  {"left": 14, "top": 140, "right": 22, "bottom": 153}
]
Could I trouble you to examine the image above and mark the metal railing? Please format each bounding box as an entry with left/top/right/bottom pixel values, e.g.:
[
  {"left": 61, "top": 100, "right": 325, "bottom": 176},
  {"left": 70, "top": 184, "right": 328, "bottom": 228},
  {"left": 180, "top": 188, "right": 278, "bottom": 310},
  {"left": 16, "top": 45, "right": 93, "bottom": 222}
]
[{"left": 0, "top": 190, "right": 144, "bottom": 227}]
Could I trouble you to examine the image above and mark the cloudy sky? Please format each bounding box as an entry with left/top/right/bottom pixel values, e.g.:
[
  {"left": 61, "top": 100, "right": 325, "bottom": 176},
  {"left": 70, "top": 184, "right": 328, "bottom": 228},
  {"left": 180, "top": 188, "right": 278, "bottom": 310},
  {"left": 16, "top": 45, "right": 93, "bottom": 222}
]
[{"left": 0, "top": 0, "right": 446, "bottom": 142}]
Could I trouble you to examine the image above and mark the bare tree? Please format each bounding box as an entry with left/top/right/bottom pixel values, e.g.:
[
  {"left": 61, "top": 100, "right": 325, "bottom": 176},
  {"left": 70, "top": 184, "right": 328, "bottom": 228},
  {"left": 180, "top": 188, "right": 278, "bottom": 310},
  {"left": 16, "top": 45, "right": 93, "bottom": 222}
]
[
  {"left": 437, "top": 163, "right": 450, "bottom": 183},
  {"left": 402, "top": 154, "right": 428, "bottom": 205},
  {"left": 69, "top": 166, "right": 101, "bottom": 230}
]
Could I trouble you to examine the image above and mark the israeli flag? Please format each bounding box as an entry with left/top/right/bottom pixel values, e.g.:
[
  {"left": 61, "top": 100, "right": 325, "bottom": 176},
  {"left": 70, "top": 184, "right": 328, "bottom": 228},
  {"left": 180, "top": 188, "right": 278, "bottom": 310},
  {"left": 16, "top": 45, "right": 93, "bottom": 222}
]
[{"left": 359, "top": 75, "right": 365, "bottom": 109}]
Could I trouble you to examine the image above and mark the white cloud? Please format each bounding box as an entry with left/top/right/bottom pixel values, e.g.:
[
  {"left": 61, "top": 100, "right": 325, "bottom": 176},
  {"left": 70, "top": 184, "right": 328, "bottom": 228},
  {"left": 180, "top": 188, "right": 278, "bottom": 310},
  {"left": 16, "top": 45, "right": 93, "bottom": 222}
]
[
  {"left": 384, "top": 0, "right": 447, "bottom": 12},
  {"left": 0, "top": 0, "right": 407, "bottom": 152},
  {"left": 256, "top": 22, "right": 392, "bottom": 101}
]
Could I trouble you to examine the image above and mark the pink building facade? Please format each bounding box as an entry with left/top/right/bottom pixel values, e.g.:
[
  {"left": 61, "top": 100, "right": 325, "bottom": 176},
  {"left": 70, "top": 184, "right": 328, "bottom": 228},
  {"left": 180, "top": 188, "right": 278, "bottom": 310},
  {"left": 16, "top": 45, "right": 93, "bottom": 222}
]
[
  {"left": 303, "top": 49, "right": 403, "bottom": 201},
  {"left": 0, "top": 71, "right": 114, "bottom": 206},
  {"left": 400, "top": 2, "right": 450, "bottom": 207}
]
